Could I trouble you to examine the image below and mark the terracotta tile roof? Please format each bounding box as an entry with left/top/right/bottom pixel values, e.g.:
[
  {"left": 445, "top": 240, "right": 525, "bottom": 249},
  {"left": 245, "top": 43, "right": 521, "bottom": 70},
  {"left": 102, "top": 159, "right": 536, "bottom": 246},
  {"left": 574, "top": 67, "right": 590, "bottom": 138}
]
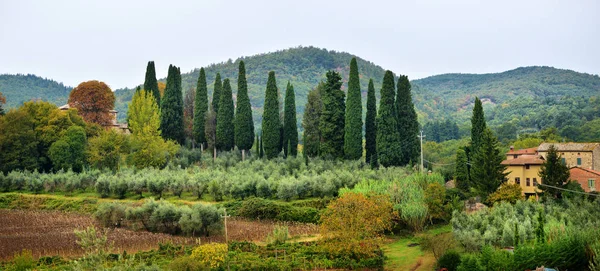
[
  {"left": 506, "top": 147, "right": 538, "bottom": 155},
  {"left": 569, "top": 167, "right": 600, "bottom": 178},
  {"left": 501, "top": 155, "right": 545, "bottom": 166},
  {"left": 538, "top": 142, "right": 600, "bottom": 152}
]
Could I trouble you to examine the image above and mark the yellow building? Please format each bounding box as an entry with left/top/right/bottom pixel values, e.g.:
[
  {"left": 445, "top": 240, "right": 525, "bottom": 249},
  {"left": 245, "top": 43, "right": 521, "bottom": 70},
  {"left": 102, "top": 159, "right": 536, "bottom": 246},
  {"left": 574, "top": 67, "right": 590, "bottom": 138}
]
[
  {"left": 501, "top": 154, "right": 544, "bottom": 198},
  {"left": 538, "top": 143, "right": 600, "bottom": 170}
]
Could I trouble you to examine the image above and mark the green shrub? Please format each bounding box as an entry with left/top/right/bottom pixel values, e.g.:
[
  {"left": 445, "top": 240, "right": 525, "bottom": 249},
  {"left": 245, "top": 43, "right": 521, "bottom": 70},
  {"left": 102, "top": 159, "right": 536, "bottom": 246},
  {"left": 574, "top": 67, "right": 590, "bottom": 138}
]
[
  {"left": 265, "top": 225, "right": 289, "bottom": 245},
  {"left": 11, "top": 249, "right": 35, "bottom": 271},
  {"left": 109, "top": 177, "right": 129, "bottom": 199},
  {"left": 168, "top": 255, "right": 209, "bottom": 271},
  {"left": 179, "top": 203, "right": 223, "bottom": 237},
  {"left": 437, "top": 250, "right": 462, "bottom": 271},
  {"left": 95, "top": 202, "right": 127, "bottom": 227},
  {"left": 457, "top": 254, "right": 484, "bottom": 271},
  {"left": 95, "top": 175, "right": 111, "bottom": 198}
]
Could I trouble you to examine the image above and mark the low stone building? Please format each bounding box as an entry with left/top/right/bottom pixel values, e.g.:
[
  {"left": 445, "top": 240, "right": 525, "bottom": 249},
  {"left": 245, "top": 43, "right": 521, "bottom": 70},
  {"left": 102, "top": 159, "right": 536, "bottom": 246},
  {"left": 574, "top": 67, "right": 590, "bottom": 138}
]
[
  {"left": 59, "top": 104, "right": 129, "bottom": 133},
  {"left": 538, "top": 143, "right": 600, "bottom": 170}
]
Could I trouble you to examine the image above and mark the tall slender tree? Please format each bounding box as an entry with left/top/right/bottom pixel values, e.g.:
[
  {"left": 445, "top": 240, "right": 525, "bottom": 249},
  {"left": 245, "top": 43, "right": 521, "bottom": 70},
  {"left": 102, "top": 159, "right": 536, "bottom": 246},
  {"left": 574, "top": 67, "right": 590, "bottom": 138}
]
[
  {"left": 160, "top": 65, "right": 185, "bottom": 144},
  {"left": 319, "top": 71, "right": 345, "bottom": 159},
  {"left": 365, "top": 79, "right": 377, "bottom": 164},
  {"left": 205, "top": 105, "right": 217, "bottom": 160},
  {"left": 471, "top": 128, "right": 507, "bottom": 200},
  {"left": 283, "top": 82, "right": 298, "bottom": 157},
  {"left": 302, "top": 83, "right": 323, "bottom": 157},
  {"left": 216, "top": 78, "right": 234, "bottom": 151},
  {"left": 193, "top": 68, "right": 208, "bottom": 149},
  {"left": 471, "top": 97, "right": 486, "bottom": 151},
  {"left": 344, "top": 58, "right": 363, "bottom": 160},
  {"left": 212, "top": 73, "right": 222, "bottom": 115},
  {"left": 455, "top": 147, "right": 470, "bottom": 192},
  {"left": 262, "top": 71, "right": 281, "bottom": 159},
  {"left": 376, "top": 71, "right": 402, "bottom": 167},
  {"left": 538, "top": 145, "right": 570, "bottom": 199},
  {"left": 396, "top": 75, "right": 420, "bottom": 165},
  {"left": 234, "top": 61, "right": 254, "bottom": 159},
  {"left": 143, "top": 61, "right": 161, "bottom": 105}
]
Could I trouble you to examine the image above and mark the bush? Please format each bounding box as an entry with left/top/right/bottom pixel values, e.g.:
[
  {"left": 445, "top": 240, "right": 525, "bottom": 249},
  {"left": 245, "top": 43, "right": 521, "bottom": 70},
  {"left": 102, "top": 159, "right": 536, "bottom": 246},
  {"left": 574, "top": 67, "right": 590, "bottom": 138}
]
[
  {"left": 179, "top": 203, "right": 223, "bottom": 237},
  {"left": 95, "top": 202, "right": 126, "bottom": 227},
  {"left": 233, "top": 197, "right": 320, "bottom": 223},
  {"left": 190, "top": 243, "right": 228, "bottom": 269},
  {"left": 168, "top": 255, "right": 209, "bottom": 271},
  {"left": 456, "top": 254, "right": 484, "bottom": 271},
  {"left": 486, "top": 183, "right": 524, "bottom": 205},
  {"left": 421, "top": 232, "right": 457, "bottom": 260},
  {"left": 95, "top": 175, "right": 111, "bottom": 198},
  {"left": 109, "top": 177, "right": 128, "bottom": 199},
  {"left": 436, "top": 250, "right": 462, "bottom": 271},
  {"left": 265, "top": 225, "right": 289, "bottom": 245},
  {"left": 11, "top": 249, "right": 35, "bottom": 271}
]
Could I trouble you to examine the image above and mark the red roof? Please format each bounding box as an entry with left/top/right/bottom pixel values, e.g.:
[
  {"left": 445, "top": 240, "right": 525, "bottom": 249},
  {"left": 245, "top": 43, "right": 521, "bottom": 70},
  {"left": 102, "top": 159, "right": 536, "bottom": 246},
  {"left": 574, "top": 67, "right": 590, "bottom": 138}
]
[
  {"left": 501, "top": 155, "right": 545, "bottom": 166},
  {"left": 506, "top": 147, "right": 538, "bottom": 155},
  {"left": 569, "top": 167, "right": 600, "bottom": 179}
]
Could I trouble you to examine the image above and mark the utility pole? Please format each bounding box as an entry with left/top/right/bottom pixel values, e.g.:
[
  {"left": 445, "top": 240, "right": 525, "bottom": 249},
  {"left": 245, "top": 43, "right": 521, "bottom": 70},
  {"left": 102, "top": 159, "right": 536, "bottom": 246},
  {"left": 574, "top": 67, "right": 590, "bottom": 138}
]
[
  {"left": 221, "top": 208, "right": 230, "bottom": 243},
  {"left": 418, "top": 130, "right": 426, "bottom": 173}
]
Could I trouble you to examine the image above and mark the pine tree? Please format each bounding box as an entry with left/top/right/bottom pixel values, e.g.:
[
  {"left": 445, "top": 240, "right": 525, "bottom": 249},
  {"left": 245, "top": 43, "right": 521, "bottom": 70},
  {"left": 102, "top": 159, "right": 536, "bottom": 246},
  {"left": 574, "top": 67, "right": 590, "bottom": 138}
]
[
  {"left": 216, "top": 78, "right": 235, "bottom": 151},
  {"left": 539, "top": 145, "right": 570, "bottom": 199},
  {"left": 143, "top": 61, "right": 161, "bottom": 105},
  {"left": 283, "top": 82, "right": 298, "bottom": 157},
  {"left": 471, "top": 97, "right": 487, "bottom": 151},
  {"left": 365, "top": 79, "right": 377, "bottom": 164},
  {"left": 319, "top": 71, "right": 345, "bottom": 159},
  {"left": 160, "top": 65, "right": 185, "bottom": 144},
  {"left": 344, "top": 58, "right": 363, "bottom": 160},
  {"left": 377, "top": 71, "right": 402, "bottom": 167},
  {"left": 212, "top": 73, "right": 222, "bottom": 115},
  {"left": 455, "top": 147, "right": 470, "bottom": 192},
  {"left": 471, "top": 128, "right": 507, "bottom": 200},
  {"left": 262, "top": 71, "right": 281, "bottom": 159},
  {"left": 302, "top": 83, "right": 323, "bottom": 157},
  {"left": 234, "top": 61, "right": 254, "bottom": 159},
  {"left": 193, "top": 68, "right": 208, "bottom": 148},
  {"left": 396, "top": 75, "right": 420, "bottom": 165}
]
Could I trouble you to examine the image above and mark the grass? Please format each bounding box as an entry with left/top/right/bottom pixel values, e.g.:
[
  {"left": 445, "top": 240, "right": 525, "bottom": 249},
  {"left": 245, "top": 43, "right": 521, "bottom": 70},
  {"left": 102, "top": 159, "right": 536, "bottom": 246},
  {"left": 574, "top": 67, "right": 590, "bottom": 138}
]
[{"left": 383, "top": 224, "right": 452, "bottom": 271}]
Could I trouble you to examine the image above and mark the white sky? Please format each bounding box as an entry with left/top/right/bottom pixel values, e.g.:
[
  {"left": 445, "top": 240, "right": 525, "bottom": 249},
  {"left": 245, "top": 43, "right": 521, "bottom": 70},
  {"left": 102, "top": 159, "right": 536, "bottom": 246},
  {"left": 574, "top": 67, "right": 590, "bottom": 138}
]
[{"left": 0, "top": 0, "right": 598, "bottom": 89}]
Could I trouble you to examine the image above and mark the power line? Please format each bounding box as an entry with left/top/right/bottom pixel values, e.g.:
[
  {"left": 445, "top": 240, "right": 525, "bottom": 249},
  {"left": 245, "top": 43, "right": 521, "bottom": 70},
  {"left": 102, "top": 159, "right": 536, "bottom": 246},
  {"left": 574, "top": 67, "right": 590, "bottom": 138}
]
[{"left": 536, "top": 183, "right": 600, "bottom": 197}]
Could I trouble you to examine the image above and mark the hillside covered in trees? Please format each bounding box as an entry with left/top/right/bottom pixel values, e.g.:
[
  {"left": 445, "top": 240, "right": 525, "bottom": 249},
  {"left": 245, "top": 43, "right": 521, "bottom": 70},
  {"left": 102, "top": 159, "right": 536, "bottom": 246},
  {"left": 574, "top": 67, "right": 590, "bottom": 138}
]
[{"left": 0, "top": 74, "right": 72, "bottom": 108}]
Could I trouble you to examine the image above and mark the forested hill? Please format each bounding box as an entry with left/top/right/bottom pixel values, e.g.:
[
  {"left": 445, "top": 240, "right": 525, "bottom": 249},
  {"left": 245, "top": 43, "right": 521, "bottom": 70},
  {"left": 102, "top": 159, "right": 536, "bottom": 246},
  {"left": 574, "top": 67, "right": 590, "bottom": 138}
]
[
  {"left": 0, "top": 74, "right": 72, "bottom": 108},
  {"left": 114, "top": 46, "right": 387, "bottom": 122},
  {"left": 411, "top": 66, "right": 600, "bottom": 124}
]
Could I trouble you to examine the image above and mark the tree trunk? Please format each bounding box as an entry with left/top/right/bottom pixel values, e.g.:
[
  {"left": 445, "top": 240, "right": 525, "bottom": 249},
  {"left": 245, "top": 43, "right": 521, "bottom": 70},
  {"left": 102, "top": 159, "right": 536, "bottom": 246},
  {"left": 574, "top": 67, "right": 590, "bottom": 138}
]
[
  {"left": 242, "top": 149, "right": 245, "bottom": 161},
  {"left": 213, "top": 147, "right": 216, "bottom": 161}
]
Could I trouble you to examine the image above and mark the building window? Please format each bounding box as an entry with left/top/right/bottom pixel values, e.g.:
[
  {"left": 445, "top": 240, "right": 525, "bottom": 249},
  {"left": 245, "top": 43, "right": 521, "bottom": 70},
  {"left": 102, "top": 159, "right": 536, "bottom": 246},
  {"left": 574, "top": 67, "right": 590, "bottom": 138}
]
[
  {"left": 590, "top": 179, "right": 596, "bottom": 190},
  {"left": 577, "top": 157, "right": 582, "bottom": 166},
  {"left": 525, "top": 165, "right": 530, "bottom": 170},
  {"left": 515, "top": 177, "right": 521, "bottom": 185},
  {"left": 561, "top": 158, "right": 566, "bottom": 165},
  {"left": 513, "top": 155, "right": 518, "bottom": 159},
  {"left": 526, "top": 178, "right": 531, "bottom": 186},
  {"left": 533, "top": 178, "right": 538, "bottom": 186}
]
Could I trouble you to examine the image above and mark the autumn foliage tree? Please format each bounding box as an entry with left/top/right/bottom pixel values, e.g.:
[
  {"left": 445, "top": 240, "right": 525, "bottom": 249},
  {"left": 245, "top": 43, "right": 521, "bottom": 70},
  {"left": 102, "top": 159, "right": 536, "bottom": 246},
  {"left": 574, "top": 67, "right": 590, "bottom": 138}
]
[
  {"left": 68, "top": 80, "right": 116, "bottom": 126},
  {"left": 320, "top": 192, "right": 393, "bottom": 257},
  {"left": 0, "top": 91, "right": 6, "bottom": 115}
]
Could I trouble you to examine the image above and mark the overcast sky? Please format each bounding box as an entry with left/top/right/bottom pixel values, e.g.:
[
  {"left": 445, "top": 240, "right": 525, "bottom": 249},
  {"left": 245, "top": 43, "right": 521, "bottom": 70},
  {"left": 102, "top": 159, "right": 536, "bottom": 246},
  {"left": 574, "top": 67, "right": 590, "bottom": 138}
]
[{"left": 0, "top": 0, "right": 598, "bottom": 89}]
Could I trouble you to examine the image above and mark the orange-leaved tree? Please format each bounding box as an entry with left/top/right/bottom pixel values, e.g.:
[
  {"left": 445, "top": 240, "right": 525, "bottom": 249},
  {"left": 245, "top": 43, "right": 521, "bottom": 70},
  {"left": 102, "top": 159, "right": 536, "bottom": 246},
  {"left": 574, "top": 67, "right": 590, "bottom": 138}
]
[
  {"left": 320, "top": 192, "right": 394, "bottom": 257},
  {"left": 68, "top": 80, "right": 115, "bottom": 126}
]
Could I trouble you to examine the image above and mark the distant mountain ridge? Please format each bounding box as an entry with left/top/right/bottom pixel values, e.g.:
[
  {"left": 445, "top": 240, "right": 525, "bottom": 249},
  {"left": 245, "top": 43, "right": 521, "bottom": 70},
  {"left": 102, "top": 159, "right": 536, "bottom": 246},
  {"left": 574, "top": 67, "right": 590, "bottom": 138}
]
[{"left": 2, "top": 47, "right": 599, "bottom": 134}]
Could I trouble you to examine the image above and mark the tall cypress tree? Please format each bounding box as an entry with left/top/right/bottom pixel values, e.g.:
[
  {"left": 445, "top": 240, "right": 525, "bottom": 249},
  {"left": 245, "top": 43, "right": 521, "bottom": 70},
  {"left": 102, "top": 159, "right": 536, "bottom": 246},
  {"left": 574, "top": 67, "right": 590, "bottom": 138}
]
[
  {"left": 344, "top": 57, "right": 363, "bottom": 160},
  {"left": 193, "top": 68, "right": 208, "bottom": 148},
  {"left": 319, "top": 71, "right": 345, "bottom": 159},
  {"left": 216, "top": 78, "right": 235, "bottom": 151},
  {"left": 376, "top": 71, "right": 402, "bottom": 167},
  {"left": 302, "top": 83, "right": 323, "bottom": 157},
  {"left": 396, "top": 75, "right": 420, "bottom": 165},
  {"left": 539, "top": 145, "right": 570, "bottom": 199},
  {"left": 471, "top": 128, "right": 507, "bottom": 200},
  {"left": 471, "top": 97, "right": 486, "bottom": 151},
  {"left": 455, "top": 147, "right": 470, "bottom": 192},
  {"left": 365, "top": 79, "right": 377, "bottom": 164},
  {"left": 143, "top": 61, "right": 160, "bottom": 105},
  {"left": 160, "top": 65, "right": 185, "bottom": 144},
  {"left": 212, "top": 73, "right": 222, "bottom": 115},
  {"left": 262, "top": 71, "right": 281, "bottom": 159},
  {"left": 234, "top": 61, "right": 254, "bottom": 159},
  {"left": 283, "top": 82, "right": 298, "bottom": 157}
]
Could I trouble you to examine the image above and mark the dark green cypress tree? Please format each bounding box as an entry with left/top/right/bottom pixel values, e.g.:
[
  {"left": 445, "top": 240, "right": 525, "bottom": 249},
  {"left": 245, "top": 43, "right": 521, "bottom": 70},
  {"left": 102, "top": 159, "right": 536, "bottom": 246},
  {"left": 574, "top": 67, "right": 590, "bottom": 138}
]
[
  {"left": 160, "top": 65, "right": 185, "bottom": 144},
  {"left": 234, "top": 61, "right": 254, "bottom": 158},
  {"left": 259, "top": 133, "right": 264, "bottom": 158},
  {"left": 344, "top": 57, "right": 363, "bottom": 160},
  {"left": 143, "top": 61, "right": 161, "bottom": 105},
  {"left": 216, "top": 78, "right": 235, "bottom": 151},
  {"left": 376, "top": 71, "right": 402, "bottom": 167},
  {"left": 262, "top": 71, "right": 281, "bottom": 159},
  {"left": 455, "top": 147, "right": 470, "bottom": 192},
  {"left": 283, "top": 81, "right": 298, "bottom": 157},
  {"left": 471, "top": 97, "right": 487, "bottom": 151},
  {"left": 212, "top": 73, "right": 222, "bottom": 115},
  {"left": 193, "top": 68, "right": 208, "bottom": 148},
  {"left": 396, "top": 75, "right": 420, "bottom": 165},
  {"left": 255, "top": 133, "right": 260, "bottom": 156},
  {"left": 471, "top": 128, "right": 507, "bottom": 200},
  {"left": 539, "top": 145, "right": 570, "bottom": 199},
  {"left": 365, "top": 79, "right": 377, "bottom": 164},
  {"left": 302, "top": 83, "right": 323, "bottom": 157},
  {"left": 319, "top": 71, "right": 345, "bottom": 159}
]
